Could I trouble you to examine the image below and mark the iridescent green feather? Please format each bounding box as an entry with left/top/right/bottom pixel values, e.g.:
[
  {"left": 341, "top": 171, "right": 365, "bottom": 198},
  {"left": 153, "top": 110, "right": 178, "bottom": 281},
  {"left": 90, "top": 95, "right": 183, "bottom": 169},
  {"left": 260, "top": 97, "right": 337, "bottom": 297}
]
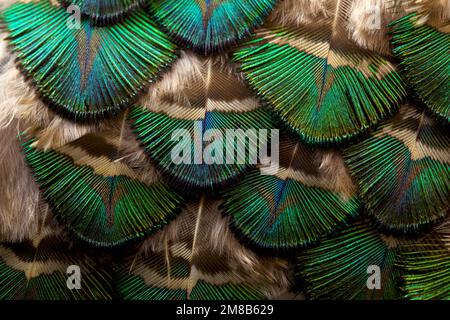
[
  {"left": 62, "top": 0, "right": 145, "bottom": 25},
  {"left": 0, "top": 221, "right": 112, "bottom": 300},
  {"left": 233, "top": 2, "right": 406, "bottom": 145},
  {"left": 129, "top": 54, "right": 274, "bottom": 191},
  {"left": 298, "top": 221, "right": 401, "bottom": 300},
  {"left": 1, "top": 1, "right": 177, "bottom": 120},
  {"left": 221, "top": 135, "right": 360, "bottom": 250},
  {"left": 149, "top": 0, "right": 276, "bottom": 53},
  {"left": 397, "top": 221, "right": 450, "bottom": 300},
  {"left": 20, "top": 125, "right": 184, "bottom": 247},
  {"left": 344, "top": 105, "right": 450, "bottom": 232},
  {"left": 391, "top": 14, "right": 450, "bottom": 124},
  {"left": 116, "top": 198, "right": 282, "bottom": 300},
  {"left": 130, "top": 107, "right": 273, "bottom": 191}
]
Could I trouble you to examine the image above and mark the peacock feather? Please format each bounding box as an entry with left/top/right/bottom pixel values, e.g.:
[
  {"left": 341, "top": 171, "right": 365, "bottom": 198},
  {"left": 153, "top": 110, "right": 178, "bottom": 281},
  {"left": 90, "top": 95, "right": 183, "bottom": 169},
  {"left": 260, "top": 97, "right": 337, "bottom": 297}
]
[
  {"left": 148, "top": 0, "right": 277, "bottom": 54},
  {"left": 221, "top": 134, "right": 360, "bottom": 250},
  {"left": 233, "top": 0, "right": 406, "bottom": 145},
  {"left": 397, "top": 219, "right": 450, "bottom": 300},
  {"left": 1, "top": 1, "right": 177, "bottom": 120},
  {"left": 344, "top": 104, "right": 450, "bottom": 232},
  {"left": 61, "top": 0, "right": 145, "bottom": 25},
  {"left": 130, "top": 52, "right": 274, "bottom": 191},
  {"left": 391, "top": 13, "right": 450, "bottom": 124},
  {"left": 20, "top": 112, "right": 184, "bottom": 247},
  {"left": 0, "top": 0, "right": 448, "bottom": 302},
  {"left": 115, "top": 197, "right": 289, "bottom": 300},
  {"left": 0, "top": 214, "right": 112, "bottom": 300},
  {"left": 298, "top": 220, "right": 401, "bottom": 300}
]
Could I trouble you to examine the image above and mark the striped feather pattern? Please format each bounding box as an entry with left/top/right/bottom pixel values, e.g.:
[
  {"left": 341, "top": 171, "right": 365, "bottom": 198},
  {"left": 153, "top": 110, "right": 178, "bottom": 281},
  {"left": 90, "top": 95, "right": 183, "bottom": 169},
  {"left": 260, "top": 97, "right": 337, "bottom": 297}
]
[
  {"left": 2, "top": 1, "right": 177, "bottom": 120},
  {"left": 0, "top": 0, "right": 448, "bottom": 302},
  {"left": 298, "top": 220, "right": 401, "bottom": 300},
  {"left": 130, "top": 52, "right": 273, "bottom": 191},
  {"left": 221, "top": 134, "right": 359, "bottom": 250},
  {"left": 116, "top": 197, "right": 289, "bottom": 300},
  {"left": 390, "top": 0, "right": 450, "bottom": 29},
  {"left": 62, "top": 0, "right": 145, "bottom": 25},
  {"left": 149, "top": 0, "right": 276, "bottom": 53},
  {"left": 21, "top": 114, "right": 184, "bottom": 247},
  {"left": 234, "top": 0, "right": 406, "bottom": 145},
  {"left": 397, "top": 219, "right": 450, "bottom": 299},
  {"left": 391, "top": 13, "right": 450, "bottom": 123},
  {"left": 344, "top": 105, "right": 450, "bottom": 232},
  {"left": 0, "top": 217, "right": 112, "bottom": 300}
]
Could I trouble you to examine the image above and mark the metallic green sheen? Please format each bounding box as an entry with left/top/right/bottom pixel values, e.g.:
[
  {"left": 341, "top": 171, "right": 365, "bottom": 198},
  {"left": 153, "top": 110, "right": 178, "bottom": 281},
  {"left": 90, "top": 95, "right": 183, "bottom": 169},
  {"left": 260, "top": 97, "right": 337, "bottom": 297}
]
[
  {"left": 149, "top": 0, "right": 277, "bottom": 53},
  {"left": 234, "top": 29, "right": 406, "bottom": 145},
  {"left": 221, "top": 171, "right": 360, "bottom": 250},
  {"left": 2, "top": 1, "right": 177, "bottom": 120},
  {"left": 298, "top": 221, "right": 401, "bottom": 300},
  {"left": 129, "top": 106, "right": 274, "bottom": 191},
  {"left": 62, "top": 0, "right": 144, "bottom": 25},
  {"left": 391, "top": 14, "right": 450, "bottom": 124},
  {"left": 21, "top": 136, "right": 184, "bottom": 247}
]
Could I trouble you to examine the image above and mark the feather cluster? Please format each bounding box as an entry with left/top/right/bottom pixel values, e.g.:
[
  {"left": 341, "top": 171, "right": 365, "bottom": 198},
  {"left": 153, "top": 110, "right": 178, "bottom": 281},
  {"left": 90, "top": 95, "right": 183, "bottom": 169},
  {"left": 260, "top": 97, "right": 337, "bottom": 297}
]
[{"left": 0, "top": 0, "right": 448, "bottom": 300}]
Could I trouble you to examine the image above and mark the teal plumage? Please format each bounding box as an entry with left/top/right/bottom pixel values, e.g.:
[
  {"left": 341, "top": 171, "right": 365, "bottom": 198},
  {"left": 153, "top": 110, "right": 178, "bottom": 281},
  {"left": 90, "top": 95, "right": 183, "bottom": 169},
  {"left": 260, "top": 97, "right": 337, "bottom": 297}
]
[
  {"left": 0, "top": 217, "right": 112, "bottom": 300},
  {"left": 221, "top": 134, "right": 360, "bottom": 250},
  {"left": 233, "top": 1, "right": 406, "bottom": 145},
  {"left": 129, "top": 53, "right": 274, "bottom": 191},
  {"left": 20, "top": 115, "right": 184, "bottom": 247},
  {"left": 130, "top": 107, "right": 273, "bottom": 191},
  {"left": 2, "top": 1, "right": 177, "bottom": 120},
  {"left": 397, "top": 220, "right": 450, "bottom": 300},
  {"left": 298, "top": 220, "right": 401, "bottom": 300},
  {"left": 0, "top": 0, "right": 448, "bottom": 302},
  {"left": 344, "top": 105, "right": 450, "bottom": 232},
  {"left": 149, "top": 0, "right": 277, "bottom": 53},
  {"left": 62, "top": 0, "right": 145, "bottom": 25},
  {"left": 391, "top": 13, "right": 450, "bottom": 124}
]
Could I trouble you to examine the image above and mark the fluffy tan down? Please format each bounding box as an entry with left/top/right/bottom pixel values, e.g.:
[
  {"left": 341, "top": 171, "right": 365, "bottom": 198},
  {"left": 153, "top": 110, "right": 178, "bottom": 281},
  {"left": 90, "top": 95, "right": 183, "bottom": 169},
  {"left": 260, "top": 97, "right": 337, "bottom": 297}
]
[
  {"left": 269, "top": 0, "right": 448, "bottom": 55},
  {"left": 142, "top": 199, "right": 292, "bottom": 299},
  {"left": 0, "top": 33, "right": 98, "bottom": 240}
]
